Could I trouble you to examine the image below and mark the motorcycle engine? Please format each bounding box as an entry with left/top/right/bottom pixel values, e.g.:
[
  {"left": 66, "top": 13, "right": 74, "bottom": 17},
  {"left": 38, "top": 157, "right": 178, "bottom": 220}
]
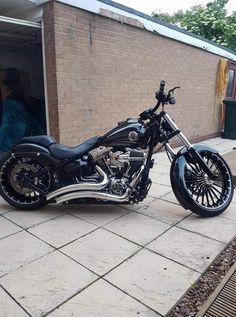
[
  {"left": 107, "top": 149, "right": 145, "bottom": 171},
  {"left": 110, "top": 177, "right": 128, "bottom": 195},
  {"left": 91, "top": 147, "right": 146, "bottom": 195}
]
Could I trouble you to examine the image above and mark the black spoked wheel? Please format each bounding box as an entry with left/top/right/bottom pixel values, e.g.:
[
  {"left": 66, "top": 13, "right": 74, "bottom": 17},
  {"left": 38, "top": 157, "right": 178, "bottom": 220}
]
[
  {"left": 0, "top": 154, "right": 51, "bottom": 210},
  {"left": 184, "top": 150, "right": 233, "bottom": 216}
]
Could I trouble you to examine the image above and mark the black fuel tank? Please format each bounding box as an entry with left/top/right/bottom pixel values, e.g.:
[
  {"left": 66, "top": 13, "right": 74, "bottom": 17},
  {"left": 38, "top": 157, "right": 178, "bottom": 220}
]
[{"left": 99, "top": 119, "right": 147, "bottom": 147}]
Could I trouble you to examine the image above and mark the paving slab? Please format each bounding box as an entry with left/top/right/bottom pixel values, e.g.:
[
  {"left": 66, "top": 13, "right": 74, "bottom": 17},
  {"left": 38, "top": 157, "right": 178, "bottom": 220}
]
[
  {"left": 148, "top": 183, "right": 172, "bottom": 199},
  {"left": 104, "top": 211, "right": 170, "bottom": 246},
  {"left": 147, "top": 226, "right": 225, "bottom": 272},
  {"left": 151, "top": 173, "right": 171, "bottom": 186},
  {"left": 105, "top": 248, "right": 200, "bottom": 316},
  {"left": 61, "top": 228, "right": 141, "bottom": 276},
  {"left": 28, "top": 214, "right": 97, "bottom": 248},
  {"left": 135, "top": 199, "right": 191, "bottom": 225},
  {"left": 158, "top": 191, "right": 180, "bottom": 205},
  {"left": 177, "top": 214, "right": 236, "bottom": 243},
  {"left": 231, "top": 192, "right": 236, "bottom": 203},
  {"left": 153, "top": 156, "right": 171, "bottom": 167},
  {"left": 0, "top": 216, "right": 22, "bottom": 239},
  {"left": 0, "top": 231, "right": 53, "bottom": 277},
  {"left": 148, "top": 170, "right": 166, "bottom": 179},
  {"left": 122, "top": 196, "right": 156, "bottom": 212},
  {"left": 0, "top": 251, "right": 97, "bottom": 317},
  {"left": 4, "top": 207, "right": 63, "bottom": 229},
  {"left": 0, "top": 197, "right": 15, "bottom": 215},
  {"left": 48, "top": 279, "right": 159, "bottom": 317},
  {"left": 66, "top": 204, "right": 129, "bottom": 227},
  {"left": 0, "top": 287, "right": 28, "bottom": 317},
  {"left": 222, "top": 149, "right": 236, "bottom": 181},
  {"left": 0, "top": 137, "right": 235, "bottom": 317},
  {"left": 219, "top": 201, "right": 236, "bottom": 221},
  {"left": 150, "top": 164, "right": 170, "bottom": 176},
  {"left": 149, "top": 170, "right": 167, "bottom": 179},
  {"left": 202, "top": 137, "right": 236, "bottom": 153}
]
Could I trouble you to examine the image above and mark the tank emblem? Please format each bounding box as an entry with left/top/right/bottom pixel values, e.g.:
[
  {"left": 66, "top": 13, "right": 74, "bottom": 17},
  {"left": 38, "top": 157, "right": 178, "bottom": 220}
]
[{"left": 128, "top": 131, "right": 139, "bottom": 142}]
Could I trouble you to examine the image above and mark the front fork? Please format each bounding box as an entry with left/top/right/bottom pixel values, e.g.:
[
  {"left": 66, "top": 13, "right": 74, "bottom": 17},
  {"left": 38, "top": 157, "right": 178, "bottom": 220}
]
[
  {"left": 162, "top": 112, "right": 214, "bottom": 178},
  {"left": 138, "top": 135, "right": 155, "bottom": 199}
]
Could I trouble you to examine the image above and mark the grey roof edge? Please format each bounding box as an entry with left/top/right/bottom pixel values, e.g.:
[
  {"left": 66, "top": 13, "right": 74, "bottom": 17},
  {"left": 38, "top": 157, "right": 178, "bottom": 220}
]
[{"left": 98, "top": 0, "right": 236, "bottom": 57}]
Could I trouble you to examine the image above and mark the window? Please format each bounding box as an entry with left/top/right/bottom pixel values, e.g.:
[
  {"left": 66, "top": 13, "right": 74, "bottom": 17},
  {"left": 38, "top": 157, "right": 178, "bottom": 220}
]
[{"left": 226, "top": 63, "right": 236, "bottom": 99}]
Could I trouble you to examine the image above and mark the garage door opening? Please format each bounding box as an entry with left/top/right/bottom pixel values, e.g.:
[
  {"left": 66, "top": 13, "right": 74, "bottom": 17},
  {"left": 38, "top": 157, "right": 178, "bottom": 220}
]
[{"left": 0, "top": 16, "right": 46, "bottom": 152}]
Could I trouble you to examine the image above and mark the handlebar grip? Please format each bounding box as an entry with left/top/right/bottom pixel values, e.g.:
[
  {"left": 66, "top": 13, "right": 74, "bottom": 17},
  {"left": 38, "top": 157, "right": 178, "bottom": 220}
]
[
  {"left": 160, "top": 80, "right": 165, "bottom": 91},
  {"left": 155, "top": 80, "right": 166, "bottom": 102}
]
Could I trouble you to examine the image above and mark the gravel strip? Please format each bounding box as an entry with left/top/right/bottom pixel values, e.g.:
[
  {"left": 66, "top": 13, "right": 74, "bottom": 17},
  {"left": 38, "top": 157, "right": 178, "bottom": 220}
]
[{"left": 167, "top": 235, "right": 236, "bottom": 317}]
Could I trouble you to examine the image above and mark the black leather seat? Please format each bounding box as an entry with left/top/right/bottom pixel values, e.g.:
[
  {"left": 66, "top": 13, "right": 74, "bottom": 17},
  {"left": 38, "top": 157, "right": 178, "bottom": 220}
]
[
  {"left": 49, "top": 136, "right": 100, "bottom": 160},
  {"left": 22, "top": 135, "right": 56, "bottom": 147}
]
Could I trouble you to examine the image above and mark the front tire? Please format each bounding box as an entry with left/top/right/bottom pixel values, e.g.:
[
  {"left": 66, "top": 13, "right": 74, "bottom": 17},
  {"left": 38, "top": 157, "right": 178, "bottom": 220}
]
[
  {"left": 171, "top": 150, "right": 234, "bottom": 217},
  {"left": 0, "top": 153, "right": 51, "bottom": 210}
]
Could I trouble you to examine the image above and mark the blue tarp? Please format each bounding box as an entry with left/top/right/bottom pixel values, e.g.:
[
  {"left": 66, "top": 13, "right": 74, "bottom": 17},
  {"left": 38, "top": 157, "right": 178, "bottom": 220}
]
[{"left": 0, "top": 99, "right": 44, "bottom": 151}]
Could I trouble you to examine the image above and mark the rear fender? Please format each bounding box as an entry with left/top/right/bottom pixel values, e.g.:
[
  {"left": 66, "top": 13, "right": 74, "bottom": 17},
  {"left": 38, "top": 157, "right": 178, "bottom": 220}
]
[
  {"left": 170, "top": 144, "right": 218, "bottom": 210},
  {"left": 10, "top": 143, "right": 59, "bottom": 166}
]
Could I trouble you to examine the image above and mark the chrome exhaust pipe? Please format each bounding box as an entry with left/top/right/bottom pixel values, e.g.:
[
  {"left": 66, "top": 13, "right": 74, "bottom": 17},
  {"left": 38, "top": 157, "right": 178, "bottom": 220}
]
[
  {"left": 47, "top": 165, "right": 108, "bottom": 201},
  {"left": 54, "top": 166, "right": 144, "bottom": 204},
  {"left": 55, "top": 189, "right": 131, "bottom": 204}
]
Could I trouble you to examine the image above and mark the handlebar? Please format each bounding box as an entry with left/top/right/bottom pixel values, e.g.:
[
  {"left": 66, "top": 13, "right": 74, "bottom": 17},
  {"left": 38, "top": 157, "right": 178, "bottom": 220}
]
[
  {"left": 166, "top": 86, "right": 180, "bottom": 99},
  {"left": 154, "top": 81, "right": 180, "bottom": 111},
  {"left": 139, "top": 80, "right": 180, "bottom": 120},
  {"left": 155, "top": 80, "right": 166, "bottom": 102},
  {"left": 159, "top": 80, "right": 165, "bottom": 93},
  {"left": 152, "top": 80, "right": 166, "bottom": 112}
]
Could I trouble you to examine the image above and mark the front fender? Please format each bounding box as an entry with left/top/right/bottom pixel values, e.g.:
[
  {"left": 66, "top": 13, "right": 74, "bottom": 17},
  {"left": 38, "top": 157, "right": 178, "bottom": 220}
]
[
  {"left": 10, "top": 143, "right": 58, "bottom": 166},
  {"left": 170, "top": 144, "right": 218, "bottom": 210}
]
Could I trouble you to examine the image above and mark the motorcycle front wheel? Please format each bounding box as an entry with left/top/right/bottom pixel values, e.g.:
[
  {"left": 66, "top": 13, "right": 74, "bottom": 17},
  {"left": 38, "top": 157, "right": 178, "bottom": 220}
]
[
  {"left": 0, "top": 153, "right": 51, "bottom": 210},
  {"left": 171, "top": 150, "right": 234, "bottom": 217}
]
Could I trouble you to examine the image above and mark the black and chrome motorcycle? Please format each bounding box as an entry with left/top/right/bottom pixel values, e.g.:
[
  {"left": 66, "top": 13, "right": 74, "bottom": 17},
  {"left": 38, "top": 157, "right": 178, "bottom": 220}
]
[{"left": 0, "top": 81, "right": 233, "bottom": 216}]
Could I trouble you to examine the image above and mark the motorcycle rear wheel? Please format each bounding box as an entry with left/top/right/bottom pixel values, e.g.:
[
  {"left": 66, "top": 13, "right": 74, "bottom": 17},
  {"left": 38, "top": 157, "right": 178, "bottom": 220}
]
[
  {"left": 0, "top": 153, "right": 51, "bottom": 210},
  {"left": 173, "top": 150, "right": 234, "bottom": 217}
]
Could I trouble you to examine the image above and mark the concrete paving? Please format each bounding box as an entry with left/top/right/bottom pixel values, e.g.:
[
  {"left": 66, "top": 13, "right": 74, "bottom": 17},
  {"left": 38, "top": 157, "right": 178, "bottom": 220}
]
[
  {"left": 0, "top": 137, "right": 236, "bottom": 317},
  {"left": 222, "top": 150, "right": 236, "bottom": 186}
]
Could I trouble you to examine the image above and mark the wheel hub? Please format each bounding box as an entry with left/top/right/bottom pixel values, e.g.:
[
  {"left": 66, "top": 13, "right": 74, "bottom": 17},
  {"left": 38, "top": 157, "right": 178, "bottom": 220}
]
[
  {"left": 203, "top": 173, "right": 214, "bottom": 186},
  {"left": 10, "top": 163, "right": 38, "bottom": 195}
]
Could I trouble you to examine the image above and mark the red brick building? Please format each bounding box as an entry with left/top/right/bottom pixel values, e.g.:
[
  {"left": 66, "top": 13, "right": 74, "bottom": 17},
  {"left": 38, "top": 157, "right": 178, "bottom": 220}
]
[{"left": 0, "top": 0, "right": 235, "bottom": 148}]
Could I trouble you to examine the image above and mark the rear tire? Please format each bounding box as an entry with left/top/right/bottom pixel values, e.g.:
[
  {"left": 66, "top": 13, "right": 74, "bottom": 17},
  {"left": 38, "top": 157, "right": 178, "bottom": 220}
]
[
  {"left": 172, "top": 150, "right": 234, "bottom": 217},
  {"left": 0, "top": 153, "right": 51, "bottom": 210}
]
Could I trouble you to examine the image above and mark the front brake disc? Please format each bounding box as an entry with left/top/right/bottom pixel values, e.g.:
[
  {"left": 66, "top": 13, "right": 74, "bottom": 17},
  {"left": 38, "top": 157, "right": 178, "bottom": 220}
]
[{"left": 10, "top": 163, "right": 38, "bottom": 195}]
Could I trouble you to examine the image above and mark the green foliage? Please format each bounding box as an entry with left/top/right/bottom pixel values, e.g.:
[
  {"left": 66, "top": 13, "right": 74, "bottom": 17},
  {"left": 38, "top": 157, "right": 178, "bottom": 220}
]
[
  {"left": 151, "top": 9, "right": 185, "bottom": 25},
  {"left": 152, "top": 0, "right": 236, "bottom": 52}
]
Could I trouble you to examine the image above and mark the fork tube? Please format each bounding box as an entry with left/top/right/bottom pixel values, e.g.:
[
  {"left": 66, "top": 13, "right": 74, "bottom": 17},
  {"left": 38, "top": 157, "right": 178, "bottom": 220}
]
[
  {"left": 162, "top": 112, "right": 192, "bottom": 149},
  {"left": 162, "top": 112, "right": 214, "bottom": 178},
  {"left": 165, "top": 143, "right": 176, "bottom": 159}
]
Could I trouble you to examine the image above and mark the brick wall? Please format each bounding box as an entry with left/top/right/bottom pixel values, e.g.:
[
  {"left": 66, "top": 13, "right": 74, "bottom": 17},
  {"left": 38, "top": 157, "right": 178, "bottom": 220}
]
[{"left": 43, "top": 1, "right": 221, "bottom": 146}]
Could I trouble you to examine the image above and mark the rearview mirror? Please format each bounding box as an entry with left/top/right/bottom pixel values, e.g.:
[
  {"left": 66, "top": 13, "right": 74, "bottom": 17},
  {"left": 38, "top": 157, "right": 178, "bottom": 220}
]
[{"left": 169, "top": 97, "right": 176, "bottom": 105}]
